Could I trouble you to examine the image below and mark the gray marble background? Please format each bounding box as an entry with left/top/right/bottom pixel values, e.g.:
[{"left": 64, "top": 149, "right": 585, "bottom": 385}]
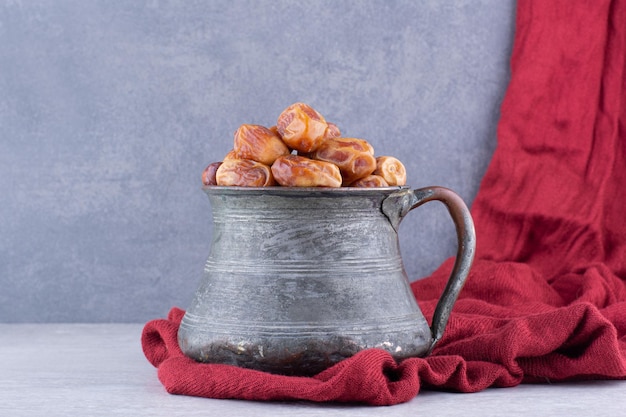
[{"left": 0, "top": 0, "right": 515, "bottom": 322}]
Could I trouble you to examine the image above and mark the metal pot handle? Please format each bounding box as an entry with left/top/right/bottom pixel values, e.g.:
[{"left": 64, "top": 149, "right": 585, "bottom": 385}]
[{"left": 383, "top": 186, "right": 476, "bottom": 354}]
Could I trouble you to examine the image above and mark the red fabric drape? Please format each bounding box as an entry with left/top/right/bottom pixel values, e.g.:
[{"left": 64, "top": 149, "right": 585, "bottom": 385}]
[{"left": 142, "top": 0, "right": 626, "bottom": 405}]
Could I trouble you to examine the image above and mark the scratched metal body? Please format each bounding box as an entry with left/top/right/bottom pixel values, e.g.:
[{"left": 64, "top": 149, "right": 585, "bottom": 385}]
[{"left": 178, "top": 186, "right": 475, "bottom": 376}]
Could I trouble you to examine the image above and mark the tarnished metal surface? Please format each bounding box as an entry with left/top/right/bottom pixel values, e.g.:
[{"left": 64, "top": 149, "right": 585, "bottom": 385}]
[{"left": 178, "top": 186, "right": 475, "bottom": 376}]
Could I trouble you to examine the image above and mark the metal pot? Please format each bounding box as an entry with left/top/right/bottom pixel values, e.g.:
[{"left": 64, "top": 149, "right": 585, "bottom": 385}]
[{"left": 178, "top": 185, "right": 475, "bottom": 376}]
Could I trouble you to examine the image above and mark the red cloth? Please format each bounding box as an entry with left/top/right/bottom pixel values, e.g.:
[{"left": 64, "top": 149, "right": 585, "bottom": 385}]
[{"left": 142, "top": 0, "right": 626, "bottom": 405}]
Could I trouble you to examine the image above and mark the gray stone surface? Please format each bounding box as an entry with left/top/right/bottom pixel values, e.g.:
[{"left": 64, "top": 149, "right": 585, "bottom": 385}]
[
  {"left": 0, "top": 1, "right": 515, "bottom": 322},
  {"left": 1, "top": 323, "right": 624, "bottom": 416}
]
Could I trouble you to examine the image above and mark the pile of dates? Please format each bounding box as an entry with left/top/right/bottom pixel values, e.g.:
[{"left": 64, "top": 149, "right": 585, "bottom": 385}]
[{"left": 202, "top": 102, "right": 407, "bottom": 188}]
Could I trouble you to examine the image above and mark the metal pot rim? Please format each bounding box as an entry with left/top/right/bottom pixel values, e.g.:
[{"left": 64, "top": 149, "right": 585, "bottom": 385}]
[{"left": 202, "top": 185, "right": 409, "bottom": 195}]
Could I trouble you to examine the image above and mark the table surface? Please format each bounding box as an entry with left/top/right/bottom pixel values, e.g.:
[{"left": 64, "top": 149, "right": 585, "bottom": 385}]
[{"left": 1, "top": 323, "right": 624, "bottom": 417}]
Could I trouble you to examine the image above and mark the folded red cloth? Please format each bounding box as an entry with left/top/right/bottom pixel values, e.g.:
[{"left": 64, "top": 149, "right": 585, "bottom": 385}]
[{"left": 142, "top": 0, "right": 626, "bottom": 405}]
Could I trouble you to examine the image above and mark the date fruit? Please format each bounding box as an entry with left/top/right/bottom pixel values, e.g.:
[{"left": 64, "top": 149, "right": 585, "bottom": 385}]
[
  {"left": 276, "top": 103, "right": 329, "bottom": 153},
  {"left": 202, "top": 102, "right": 410, "bottom": 188},
  {"left": 271, "top": 155, "right": 342, "bottom": 187},
  {"left": 373, "top": 156, "right": 407, "bottom": 186},
  {"left": 201, "top": 162, "right": 222, "bottom": 186},
  {"left": 216, "top": 158, "right": 276, "bottom": 187},
  {"left": 324, "top": 122, "right": 341, "bottom": 139},
  {"left": 223, "top": 149, "right": 238, "bottom": 161},
  {"left": 233, "top": 124, "right": 290, "bottom": 166},
  {"left": 309, "top": 137, "right": 377, "bottom": 185},
  {"left": 349, "top": 174, "right": 389, "bottom": 188}
]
